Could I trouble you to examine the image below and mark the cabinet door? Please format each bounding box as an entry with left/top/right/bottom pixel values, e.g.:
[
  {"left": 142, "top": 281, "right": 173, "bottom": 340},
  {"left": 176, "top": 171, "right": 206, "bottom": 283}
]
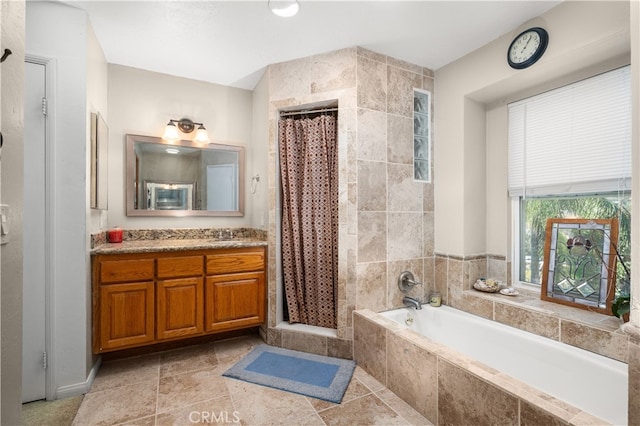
[
  {"left": 157, "top": 277, "right": 204, "bottom": 340},
  {"left": 205, "top": 272, "right": 265, "bottom": 332},
  {"left": 99, "top": 282, "right": 154, "bottom": 352}
]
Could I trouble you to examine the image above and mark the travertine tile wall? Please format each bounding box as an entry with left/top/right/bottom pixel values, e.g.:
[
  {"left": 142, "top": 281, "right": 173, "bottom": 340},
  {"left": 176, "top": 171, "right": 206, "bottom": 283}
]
[
  {"left": 353, "top": 309, "right": 609, "bottom": 425},
  {"left": 262, "top": 47, "right": 434, "bottom": 357}
]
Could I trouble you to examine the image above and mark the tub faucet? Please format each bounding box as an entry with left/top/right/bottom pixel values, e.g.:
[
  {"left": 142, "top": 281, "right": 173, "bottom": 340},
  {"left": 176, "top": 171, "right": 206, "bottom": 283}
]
[{"left": 402, "top": 296, "right": 422, "bottom": 310}]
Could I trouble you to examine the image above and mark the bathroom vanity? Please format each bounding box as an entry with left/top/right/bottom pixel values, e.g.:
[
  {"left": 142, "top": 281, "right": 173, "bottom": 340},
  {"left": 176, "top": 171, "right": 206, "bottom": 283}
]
[{"left": 91, "top": 236, "right": 266, "bottom": 353}]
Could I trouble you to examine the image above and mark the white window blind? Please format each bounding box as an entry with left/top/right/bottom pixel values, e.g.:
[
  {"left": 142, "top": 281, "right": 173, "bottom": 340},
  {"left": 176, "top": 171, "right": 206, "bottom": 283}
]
[{"left": 508, "top": 66, "right": 631, "bottom": 197}]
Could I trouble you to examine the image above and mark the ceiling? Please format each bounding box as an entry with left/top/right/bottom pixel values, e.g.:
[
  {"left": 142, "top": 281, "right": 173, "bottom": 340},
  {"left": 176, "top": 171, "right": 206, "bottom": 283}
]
[{"left": 62, "top": 0, "right": 563, "bottom": 90}]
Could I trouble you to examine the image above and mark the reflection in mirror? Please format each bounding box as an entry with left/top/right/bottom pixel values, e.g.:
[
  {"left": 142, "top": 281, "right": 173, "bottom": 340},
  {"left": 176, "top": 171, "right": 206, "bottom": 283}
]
[{"left": 126, "top": 134, "right": 244, "bottom": 216}]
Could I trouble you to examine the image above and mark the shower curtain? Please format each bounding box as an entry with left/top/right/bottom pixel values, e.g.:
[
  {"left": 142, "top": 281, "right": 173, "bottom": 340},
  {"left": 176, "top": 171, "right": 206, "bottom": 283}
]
[{"left": 279, "top": 113, "right": 338, "bottom": 328}]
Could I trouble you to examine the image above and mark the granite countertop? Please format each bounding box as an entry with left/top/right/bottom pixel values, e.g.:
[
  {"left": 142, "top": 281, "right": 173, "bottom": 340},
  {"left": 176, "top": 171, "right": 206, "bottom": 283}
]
[{"left": 91, "top": 238, "right": 267, "bottom": 255}]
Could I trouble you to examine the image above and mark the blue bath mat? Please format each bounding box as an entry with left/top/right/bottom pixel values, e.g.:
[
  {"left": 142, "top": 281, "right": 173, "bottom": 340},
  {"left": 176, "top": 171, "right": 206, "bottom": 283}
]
[{"left": 222, "top": 344, "right": 355, "bottom": 403}]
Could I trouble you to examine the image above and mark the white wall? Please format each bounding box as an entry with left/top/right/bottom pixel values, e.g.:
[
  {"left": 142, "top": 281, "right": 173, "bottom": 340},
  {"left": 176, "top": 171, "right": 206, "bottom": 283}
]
[
  {"left": 85, "top": 18, "right": 108, "bottom": 376},
  {"left": 1, "top": 0, "right": 25, "bottom": 422},
  {"left": 26, "top": 1, "right": 99, "bottom": 396},
  {"left": 434, "top": 1, "right": 631, "bottom": 257},
  {"left": 250, "top": 70, "right": 269, "bottom": 230},
  {"left": 107, "top": 64, "right": 254, "bottom": 229},
  {"left": 87, "top": 23, "right": 109, "bottom": 235}
]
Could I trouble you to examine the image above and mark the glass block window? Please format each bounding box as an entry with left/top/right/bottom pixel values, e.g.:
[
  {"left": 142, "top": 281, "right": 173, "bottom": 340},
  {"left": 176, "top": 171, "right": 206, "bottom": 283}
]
[{"left": 413, "top": 89, "right": 431, "bottom": 182}]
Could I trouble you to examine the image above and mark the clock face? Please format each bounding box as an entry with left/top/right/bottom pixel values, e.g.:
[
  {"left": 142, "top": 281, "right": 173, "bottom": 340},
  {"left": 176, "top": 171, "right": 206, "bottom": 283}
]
[{"left": 508, "top": 27, "right": 548, "bottom": 69}]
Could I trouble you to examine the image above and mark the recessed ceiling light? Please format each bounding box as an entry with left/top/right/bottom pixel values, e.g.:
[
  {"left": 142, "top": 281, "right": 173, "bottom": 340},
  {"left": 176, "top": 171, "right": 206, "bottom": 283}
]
[
  {"left": 268, "top": 0, "right": 299, "bottom": 18},
  {"left": 165, "top": 148, "right": 180, "bottom": 154}
]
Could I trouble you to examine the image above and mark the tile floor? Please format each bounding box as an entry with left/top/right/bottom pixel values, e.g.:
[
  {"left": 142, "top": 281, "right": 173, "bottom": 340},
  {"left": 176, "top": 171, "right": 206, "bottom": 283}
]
[{"left": 73, "top": 334, "right": 432, "bottom": 425}]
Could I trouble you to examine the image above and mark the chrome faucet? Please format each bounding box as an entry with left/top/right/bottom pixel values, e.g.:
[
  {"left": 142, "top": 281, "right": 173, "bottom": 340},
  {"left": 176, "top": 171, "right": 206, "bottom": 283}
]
[{"left": 402, "top": 296, "right": 422, "bottom": 310}]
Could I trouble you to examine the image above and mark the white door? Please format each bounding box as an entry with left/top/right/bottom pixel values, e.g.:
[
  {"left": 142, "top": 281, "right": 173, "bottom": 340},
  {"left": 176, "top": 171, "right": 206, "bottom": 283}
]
[
  {"left": 207, "top": 164, "right": 237, "bottom": 211},
  {"left": 22, "top": 60, "right": 47, "bottom": 402}
]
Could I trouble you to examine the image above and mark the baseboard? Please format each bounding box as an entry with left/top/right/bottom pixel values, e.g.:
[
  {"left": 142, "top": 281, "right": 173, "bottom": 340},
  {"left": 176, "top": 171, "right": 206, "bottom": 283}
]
[{"left": 55, "top": 357, "right": 102, "bottom": 399}]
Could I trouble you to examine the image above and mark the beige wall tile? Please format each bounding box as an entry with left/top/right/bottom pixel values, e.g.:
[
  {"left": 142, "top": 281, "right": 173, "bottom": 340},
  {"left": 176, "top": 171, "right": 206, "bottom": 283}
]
[
  {"left": 357, "top": 212, "right": 387, "bottom": 262},
  {"left": 423, "top": 182, "right": 434, "bottom": 212},
  {"left": 357, "top": 160, "right": 386, "bottom": 211},
  {"left": 387, "top": 163, "right": 422, "bottom": 212},
  {"left": 327, "top": 337, "right": 353, "bottom": 360},
  {"left": 310, "top": 48, "right": 356, "bottom": 94},
  {"left": 387, "top": 115, "right": 413, "bottom": 165},
  {"left": 357, "top": 108, "right": 387, "bottom": 161},
  {"left": 356, "top": 47, "right": 388, "bottom": 63},
  {"left": 387, "top": 212, "right": 423, "bottom": 261},
  {"left": 387, "top": 259, "right": 424, "bottom": 309},
  {"left": 387, "top": 56, "right": 423, "bottom": 75},
  {"left": 487, "top": 256, "right": 508, "bottom": 283},
  {"left": 387, "top": 332, "right": 438, "bottom": 423},
  {"left": 520, "top": 400, "right": 573, "bottom": 426},
  {"left": 269, "top": 57, "right": 311, "bottom": 101},
  {"left": 438, "top": 360, "right": 518, "bottom": 425},
  {"left": 280, "top": 330, "right": 327, "bottom": 356},
  {"left": 353, "top": 313, "right": 387, "bottom": 385},
  {"left": 387, "top": 66, "right": 423, "bottom": 117},
  {"left": 434, "top": 256, "right": 448, "bottom": 303},
  {"left": 466, "top": 258, "right": 487, "bottom": 290},
  {"left": 422, "top": 257, "right": 435, "bottom": 301},
  {"left": 356, "top": 261, "right": 387, "bottom": 312},
  {"left": 423, "top": 212, "right": 434, "bottom": 258},
  {"left": 357, "top": 55, "right": 387, "bottom": 111},
  {"left": 450, "top": 292, "right": 493, "bottom": 320},
  {"left": 495, "top": 303, "right": 560, "bottom": 340},
  {"left": 560, "top": 320, "right": 629, "bottom": 362}
]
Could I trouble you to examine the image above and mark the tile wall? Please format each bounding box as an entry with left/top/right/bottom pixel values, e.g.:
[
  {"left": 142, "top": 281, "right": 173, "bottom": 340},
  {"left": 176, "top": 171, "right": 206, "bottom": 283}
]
[
  {"left": 353, "top": 309, "right": 610, "bottom": 425},
  {"left": 262, "top": 47, "right": 434, "bottom": 357}
]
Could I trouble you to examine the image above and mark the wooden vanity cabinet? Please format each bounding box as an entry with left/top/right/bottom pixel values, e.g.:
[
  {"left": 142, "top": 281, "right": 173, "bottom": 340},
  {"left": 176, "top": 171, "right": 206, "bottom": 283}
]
[
  {"left": 205, "top": 248, "right": 266, "bottom": 332},
  {"left": 156, "top": 256, "right": 204, "bottom": 340},
  {"left": 94, "top": 257, "right": 156, "bottom": 352},
  {"left": 92, "top": 246, "right": 266, "bottom": 354}
]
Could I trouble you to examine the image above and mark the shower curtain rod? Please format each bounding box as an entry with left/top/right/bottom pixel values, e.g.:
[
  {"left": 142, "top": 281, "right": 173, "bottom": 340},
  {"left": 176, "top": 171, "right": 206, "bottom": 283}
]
[{"left": 279, "top": 107, "right": 338, "bottom": 117}]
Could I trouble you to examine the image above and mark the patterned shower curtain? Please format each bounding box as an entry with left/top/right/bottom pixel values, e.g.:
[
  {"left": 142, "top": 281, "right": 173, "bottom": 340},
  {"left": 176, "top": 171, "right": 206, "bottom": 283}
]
[{"left": 279, "top": 113, "right": 338, "bottom": 328}]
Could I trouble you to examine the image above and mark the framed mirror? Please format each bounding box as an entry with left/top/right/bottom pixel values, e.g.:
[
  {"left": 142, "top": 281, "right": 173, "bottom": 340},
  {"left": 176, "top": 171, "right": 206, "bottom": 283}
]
[{"left": 126, "top": 134, "right": 245, "bottom": 216}]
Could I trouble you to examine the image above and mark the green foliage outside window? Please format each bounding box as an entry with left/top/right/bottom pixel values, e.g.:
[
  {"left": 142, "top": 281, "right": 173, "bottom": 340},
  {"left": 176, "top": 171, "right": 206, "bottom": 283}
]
[{"left": 520, "top": 194, "right": 631, "bottom": 299}]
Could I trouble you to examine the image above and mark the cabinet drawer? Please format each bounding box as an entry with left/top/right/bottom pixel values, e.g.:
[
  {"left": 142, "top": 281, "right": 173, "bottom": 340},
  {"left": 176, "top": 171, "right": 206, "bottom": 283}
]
[
  {"left": 100, "top": 259, "right": 155, "bottom": 283},
  {"left": 157, "top": 256, "right": 203, "bottom": 278},
  {"left": 206, "top": 250, "right": 264, "bottom": 274}
]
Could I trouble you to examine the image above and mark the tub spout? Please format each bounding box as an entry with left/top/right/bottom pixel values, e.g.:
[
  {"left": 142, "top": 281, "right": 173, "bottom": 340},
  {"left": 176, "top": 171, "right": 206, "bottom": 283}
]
[{"left": 402, "top": 296, "right": 422, "bottom": 310}]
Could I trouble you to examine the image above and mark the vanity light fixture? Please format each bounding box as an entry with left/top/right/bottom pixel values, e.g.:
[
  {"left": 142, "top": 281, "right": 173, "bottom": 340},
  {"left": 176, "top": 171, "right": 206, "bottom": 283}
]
[
  {"left": 162, "top": 118, "right": 211, "bottom": 144},
  {"left": 268, "top": 0, "right": 299, "bottom": 17},
  {"left": 165, "top": 148, "right": 180, "bottom": 154}
]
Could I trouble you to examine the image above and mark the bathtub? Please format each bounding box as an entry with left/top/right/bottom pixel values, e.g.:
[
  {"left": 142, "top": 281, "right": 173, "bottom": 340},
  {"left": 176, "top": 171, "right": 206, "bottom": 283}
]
[{"left": 375, "top": 305, "right": 627, "bottom": 425}]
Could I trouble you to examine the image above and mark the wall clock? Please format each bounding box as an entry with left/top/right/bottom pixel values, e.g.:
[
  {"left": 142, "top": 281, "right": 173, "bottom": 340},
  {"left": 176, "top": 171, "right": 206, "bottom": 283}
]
[{"left": 507, "top": 27, "right": 549, "bottom": 69}]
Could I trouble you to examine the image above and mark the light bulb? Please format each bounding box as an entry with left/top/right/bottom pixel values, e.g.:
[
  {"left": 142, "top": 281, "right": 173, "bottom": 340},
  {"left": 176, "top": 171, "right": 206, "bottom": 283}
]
[
  {"left": 193, "top": 125, "right": 210, "bottom": 144},
  {"left": 163, "top": 121, "right": 180, "bottom": 141},
  {"left": 269, "top": 0, "right": 299, "bottom": 17}
]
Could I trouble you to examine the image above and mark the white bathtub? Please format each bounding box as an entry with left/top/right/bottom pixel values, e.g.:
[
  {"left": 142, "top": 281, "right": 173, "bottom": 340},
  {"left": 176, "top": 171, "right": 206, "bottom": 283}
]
[{"left": 381, "top": 305, "right": 628, "bottom": 425}]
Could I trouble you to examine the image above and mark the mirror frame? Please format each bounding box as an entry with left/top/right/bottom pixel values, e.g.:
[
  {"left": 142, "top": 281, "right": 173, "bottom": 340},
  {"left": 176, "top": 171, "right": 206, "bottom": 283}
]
[{"left": 126, "top": 134, "right": 245, "bottom": 217}]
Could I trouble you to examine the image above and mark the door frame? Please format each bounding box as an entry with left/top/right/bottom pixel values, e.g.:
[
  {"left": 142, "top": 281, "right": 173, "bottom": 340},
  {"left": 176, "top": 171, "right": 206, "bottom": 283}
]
[{"left": 24, "top": 55, "right": 56, "bottom": 400}]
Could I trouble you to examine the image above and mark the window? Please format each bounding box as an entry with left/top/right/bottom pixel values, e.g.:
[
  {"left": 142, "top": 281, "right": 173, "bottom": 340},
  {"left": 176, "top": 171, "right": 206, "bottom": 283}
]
[
  {"left": 509, "top": 66, "right": 631, "bottom": 310},
  {"left": 518, "top": 194, "right": 631, "bottom": 297},
  {"left": 413, "top": 89, "right": 431, "bottom": 182}
]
